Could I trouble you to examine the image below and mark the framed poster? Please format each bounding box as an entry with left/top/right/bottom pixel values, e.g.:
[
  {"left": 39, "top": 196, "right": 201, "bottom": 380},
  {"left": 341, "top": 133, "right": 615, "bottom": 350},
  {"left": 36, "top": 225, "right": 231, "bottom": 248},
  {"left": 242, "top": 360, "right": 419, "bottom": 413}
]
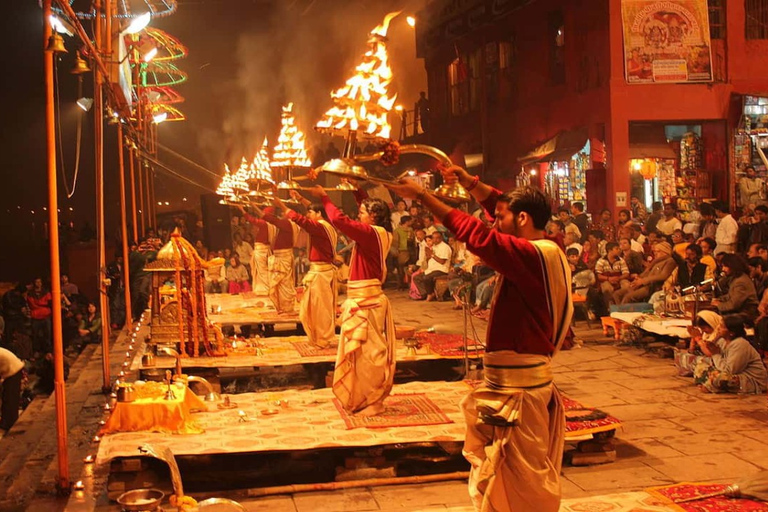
[{"left": 622, "top": 0, "right": 713, "bottom": 84}]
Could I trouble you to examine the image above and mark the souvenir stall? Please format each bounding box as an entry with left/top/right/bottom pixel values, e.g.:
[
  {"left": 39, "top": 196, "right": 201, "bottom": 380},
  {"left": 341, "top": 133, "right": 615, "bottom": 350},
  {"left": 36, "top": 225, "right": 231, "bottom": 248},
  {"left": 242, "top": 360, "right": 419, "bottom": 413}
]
[{"left": 732, "top": 95, "right": 768, "bottom": 208}]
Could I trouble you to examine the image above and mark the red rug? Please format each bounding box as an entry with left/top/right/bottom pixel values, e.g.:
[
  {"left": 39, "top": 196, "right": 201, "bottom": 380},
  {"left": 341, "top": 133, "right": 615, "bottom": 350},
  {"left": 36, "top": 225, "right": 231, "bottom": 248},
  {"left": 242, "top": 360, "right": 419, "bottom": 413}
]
[
  {"left": 333, "top": 394, "right": 454, "bottom": 430},
  {"left": 563, "top": 396, "right": 622, "bottom": 436},
  {"left": 647, "top": 483, "right": 768, "bottom": 511},
  {"left": 292, "top": 342, "right": 337, "bottom": 357},
  {"left": 414, "top": 332, "right": 485, "bottom": 358}
]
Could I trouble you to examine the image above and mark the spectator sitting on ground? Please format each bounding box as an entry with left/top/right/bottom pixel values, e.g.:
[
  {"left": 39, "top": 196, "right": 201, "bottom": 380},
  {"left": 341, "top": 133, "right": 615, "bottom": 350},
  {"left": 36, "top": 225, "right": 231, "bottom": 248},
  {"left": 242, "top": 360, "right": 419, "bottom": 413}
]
[
  {"left": 77, "top": 302, "right": 102, "bottom": 345},
  {"left": 616, "top": 209, "right": 634, "bottom": 230},
  {"left": 226, "top": 253, "right": 251, "bottom": 294},
  {"left": 692, "top": 316, "right": 767, "bottom": 394},
  {"left": 698, "top": 237, "right": 718, "bottom": 276},
  {"left": 748, "top": 257, "right": 768, "bottom": 299},
  {"left": 547, "top": 219, "right": 564, "bottom": 239},
  {"left": 567, "top": 248, "right": 595, "bottom": 298},
  {"left": 614, "top": 241, "right": 676, "bottom": 304},
  {"left": 591, "top": 209, "right": 617, "bottom": 242},
  {"left": 619, "top": 237, "right": 645, "bottom": 277},
  {"left": 471, "top": 273, "right": 498, "bottom": 319},
  {"left": 595, "top": 241, "right": 630, "bottom": 310},
  {"left": 564, "top": 231, "right": 583, "bottom": 257},
  {"left": 661, "top": 243, "right": 712, "bottom": 298},
  {"left": 60, "top": 274, "right": 79, "bottom": 300},
  {"left": 671, "top": 229, "right": 689, "bottom": 259},
  {"left": 713, "top": 254, "right": 759, "bottom": 324},
  {"left": 656, "top": 202, "right": 682, "bottom": 236},
  {"left": 204, "top": 252, "right": 227, "bottom": 293},
  {"left": 194, "top": 240, "right": 209, "bottom": 261},
  {"left": 747, "top": 243, "right": 766, "bottom": 260},
  {"left": 413, "top": 232, "right": 452, "bottom": 301}
]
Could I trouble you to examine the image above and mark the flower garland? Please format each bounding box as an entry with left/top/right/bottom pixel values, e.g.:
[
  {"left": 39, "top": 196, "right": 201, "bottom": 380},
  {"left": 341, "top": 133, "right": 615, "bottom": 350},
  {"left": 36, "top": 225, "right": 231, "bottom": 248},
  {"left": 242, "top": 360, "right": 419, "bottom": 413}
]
[{"left": 380, "top": 140, "right": 400, "bottom": 167}]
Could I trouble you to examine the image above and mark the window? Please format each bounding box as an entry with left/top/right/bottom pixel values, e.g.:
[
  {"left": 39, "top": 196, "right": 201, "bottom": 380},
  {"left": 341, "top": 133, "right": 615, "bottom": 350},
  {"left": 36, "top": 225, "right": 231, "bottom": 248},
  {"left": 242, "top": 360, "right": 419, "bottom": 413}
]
[
  {"left": 549, "top": 11, "right": 565, "bottom": 85},
  {"left": 746, "top": 0, "right": 768, "bottom": 39},
  {"left": 708, "top": 0, "right": 726, "bottom": 39},
  {"left": 448, "top": 57, "right": 468, "bottom": 116}
]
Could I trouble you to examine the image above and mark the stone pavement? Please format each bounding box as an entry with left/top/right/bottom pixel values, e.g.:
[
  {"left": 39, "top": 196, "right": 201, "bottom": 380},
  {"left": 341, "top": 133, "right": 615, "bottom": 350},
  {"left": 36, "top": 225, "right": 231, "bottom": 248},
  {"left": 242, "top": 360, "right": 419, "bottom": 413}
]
[{"left": 1, "top": 290, "right": 766, "bottom": 511}]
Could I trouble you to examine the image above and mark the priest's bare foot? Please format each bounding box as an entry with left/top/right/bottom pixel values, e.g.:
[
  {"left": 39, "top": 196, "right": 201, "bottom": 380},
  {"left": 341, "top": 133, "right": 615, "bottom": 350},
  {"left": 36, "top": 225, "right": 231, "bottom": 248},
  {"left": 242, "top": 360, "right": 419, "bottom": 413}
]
[{"left": 356, "top": 402, "right": 385, "bottom": 416}]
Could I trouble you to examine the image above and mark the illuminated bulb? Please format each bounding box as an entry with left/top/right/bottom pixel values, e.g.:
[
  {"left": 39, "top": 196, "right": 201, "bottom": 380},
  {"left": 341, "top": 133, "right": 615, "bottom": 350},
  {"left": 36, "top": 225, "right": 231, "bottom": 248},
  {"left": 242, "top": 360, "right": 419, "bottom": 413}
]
[
  {"left": 119, "top": 370, "right": 125, "bottom": 377},
  {"left": 83, "top": 455, "right": 94, "bottom": 463},
  {"left": 98, "top": 420, "right": 106, "bottom": 426},
  {"left": 128, "top": 344, "right": 134, "bottom": 350},
  {"left": 73, "top": 480, "right": 85, "bottom": 491},
  {"left": 143, "top": 46, "right": 158, "bottom": 62},
  {"left": 124, "top": 12, "right": 151, "bottom": 35},
  {"left": 530, "top": 170, "right": 537, "bottom": 176},
  {"left": 125, "top": 352, "right": 131, "bottom": 358},
  {"left": 122, "top": 362, "right": 129, "bottom": 368},
  {"left": 103, "top": 403, "right": 111, "bottom": 411},
  {"left": 406, "top": 16, "right": 416, "bottom": 27},
  {"left": 92, "top": 435, "right": 101, "bottom": 443},
  {"left": 153, "top": 112, "right": 168, "bottom": 124}
]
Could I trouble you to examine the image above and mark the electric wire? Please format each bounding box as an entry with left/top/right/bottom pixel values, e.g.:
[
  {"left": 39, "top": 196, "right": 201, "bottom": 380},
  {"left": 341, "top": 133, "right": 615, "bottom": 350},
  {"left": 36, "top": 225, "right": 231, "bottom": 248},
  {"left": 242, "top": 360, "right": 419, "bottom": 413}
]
[{"left": 53, "top": 56, "right": 84, "bottom": 199}]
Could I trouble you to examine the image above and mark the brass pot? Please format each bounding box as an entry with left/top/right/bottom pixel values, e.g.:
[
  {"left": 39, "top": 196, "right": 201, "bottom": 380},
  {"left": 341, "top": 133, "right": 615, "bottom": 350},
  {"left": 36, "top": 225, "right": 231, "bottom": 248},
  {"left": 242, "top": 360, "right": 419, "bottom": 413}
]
[
  {"left": 141, "top": 353, "right": 156, "bottom": 367},
  {"left": 116, "top": 384, "right": 136, "bottom": 402}
]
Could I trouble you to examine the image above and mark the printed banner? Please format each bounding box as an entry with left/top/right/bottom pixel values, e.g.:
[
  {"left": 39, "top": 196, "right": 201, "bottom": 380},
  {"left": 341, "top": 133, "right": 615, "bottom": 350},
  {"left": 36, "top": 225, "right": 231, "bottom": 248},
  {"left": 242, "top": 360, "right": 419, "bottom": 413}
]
[{"left": 622, "top": 0, "right": 713, "bottom": 84}]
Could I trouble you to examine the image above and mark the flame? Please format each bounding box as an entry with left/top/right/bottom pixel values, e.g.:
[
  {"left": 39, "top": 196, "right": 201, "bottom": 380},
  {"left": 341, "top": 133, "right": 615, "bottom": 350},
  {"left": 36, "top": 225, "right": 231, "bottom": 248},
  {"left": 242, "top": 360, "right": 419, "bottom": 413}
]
[
  {"left": 271, "top": 103, "right": 312, "bottom": 168},
  {"left": 216, "top": 165, "right": 235, "bottom": 197},
  {"left": 231, "top": 158, "right": 250, "bottom": 192},
  {"left": 315, "top": 12, "right": 400, "bottom": 140},
  {"left": 250, "top": 137, "right": 274, "bottom": 182}
]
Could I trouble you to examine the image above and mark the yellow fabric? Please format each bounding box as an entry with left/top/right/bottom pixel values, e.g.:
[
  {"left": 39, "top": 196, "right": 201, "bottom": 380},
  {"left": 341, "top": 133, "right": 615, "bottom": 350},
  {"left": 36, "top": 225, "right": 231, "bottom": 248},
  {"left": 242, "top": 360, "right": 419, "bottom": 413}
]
[
  {"left": 462, "top": 352, "right": 564, "bottom": 512},
  {"left": 101, "top": 385, "right": 207, "bottom": 435},
  {"left": 251, "top": 243, "right": 271, "bottom": 295},
  {"left": 317, "top": 220, "right": 338, "bottom": 258},
  {"left": 300, "top": 262, "right": 338, "bottom": 348},
  {"left": 531, "top": 238, "right": 573, "bottom": 354},
  {"left": 268, "top": 248, "right": 296, "bottom": 314},
  {"left": 332, "top": 279, "right": 396, "bottom": 413}
]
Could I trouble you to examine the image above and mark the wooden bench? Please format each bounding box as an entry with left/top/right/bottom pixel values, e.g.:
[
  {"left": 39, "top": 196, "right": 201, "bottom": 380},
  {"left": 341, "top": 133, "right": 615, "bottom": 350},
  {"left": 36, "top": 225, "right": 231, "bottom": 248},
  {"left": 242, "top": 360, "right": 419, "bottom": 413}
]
[{"left": 601, "top": 317, "right": 627, "bottom": 340}]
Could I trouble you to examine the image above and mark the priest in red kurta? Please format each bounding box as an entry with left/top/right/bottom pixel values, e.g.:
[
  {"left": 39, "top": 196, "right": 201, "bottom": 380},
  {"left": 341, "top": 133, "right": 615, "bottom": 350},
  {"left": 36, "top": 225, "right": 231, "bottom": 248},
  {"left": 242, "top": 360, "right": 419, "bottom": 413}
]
[
  {"left": 308, "top": 184, "right": 395, "bottom": 416},
  {"left": 239, "top": 207, "right": 275, "bottom": 296},
  {"left": 261, "top": 206, "right": 299, "bottom": 314},
  {"left": 387, "top": 169, "right": 572, "bottom": 512},
  {"left": 270, "top": 191, "right": 339, "bottom": 348}
]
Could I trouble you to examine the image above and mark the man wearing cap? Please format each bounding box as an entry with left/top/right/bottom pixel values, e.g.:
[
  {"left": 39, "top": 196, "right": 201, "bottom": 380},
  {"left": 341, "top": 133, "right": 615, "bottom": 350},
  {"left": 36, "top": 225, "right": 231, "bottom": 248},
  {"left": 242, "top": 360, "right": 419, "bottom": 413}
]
[{"left": 614, "top": 241, "right": 677, "bottom": 304}]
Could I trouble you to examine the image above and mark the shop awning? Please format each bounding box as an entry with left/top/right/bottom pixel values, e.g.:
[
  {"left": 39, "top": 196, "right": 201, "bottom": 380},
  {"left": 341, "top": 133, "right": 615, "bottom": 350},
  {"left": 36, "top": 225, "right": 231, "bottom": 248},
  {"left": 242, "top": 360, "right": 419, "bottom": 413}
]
[
  {"left": 628, "top": 124, "right": 676, "bottom": 159},
  {"left": 517, "top": 127, "right": 589, "bottom": 165}
]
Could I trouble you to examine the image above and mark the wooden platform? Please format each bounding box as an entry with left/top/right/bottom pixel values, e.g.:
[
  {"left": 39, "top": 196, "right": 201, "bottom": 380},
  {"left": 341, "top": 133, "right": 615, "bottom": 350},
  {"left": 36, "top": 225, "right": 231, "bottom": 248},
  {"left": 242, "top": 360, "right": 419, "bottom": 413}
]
[{"left": 205, "top": 292, "right": 299, "bottom": 329}]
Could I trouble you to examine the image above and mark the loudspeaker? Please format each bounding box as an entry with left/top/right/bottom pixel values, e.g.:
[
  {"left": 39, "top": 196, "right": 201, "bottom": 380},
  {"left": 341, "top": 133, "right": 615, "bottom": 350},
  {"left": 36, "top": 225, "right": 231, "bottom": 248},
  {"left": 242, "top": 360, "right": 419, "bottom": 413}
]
[{"left": 200, "top": 193, "right": 232, "bottom": 252}]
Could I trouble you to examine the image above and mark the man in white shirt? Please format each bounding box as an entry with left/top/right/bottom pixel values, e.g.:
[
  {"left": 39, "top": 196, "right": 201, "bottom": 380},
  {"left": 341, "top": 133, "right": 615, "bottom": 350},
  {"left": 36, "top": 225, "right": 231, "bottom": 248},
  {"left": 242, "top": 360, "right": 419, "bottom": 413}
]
[
  {"left": 714, "top": 201, "right": 738, "bottom": 254},
  {"left": 656, "top": 203, "right": 683, "bottom": 236},
  {"left": 423, "top": 215, "right": 438, "bottom": 236},
  {"left": 415, "top": 229, "right": 429, "bottom": 269},
  {"left": 390, "top": 200, "right": 407, "bottom": 229},
  {"left": 414, "top": 232, "right": 452, "bottom": 301}
]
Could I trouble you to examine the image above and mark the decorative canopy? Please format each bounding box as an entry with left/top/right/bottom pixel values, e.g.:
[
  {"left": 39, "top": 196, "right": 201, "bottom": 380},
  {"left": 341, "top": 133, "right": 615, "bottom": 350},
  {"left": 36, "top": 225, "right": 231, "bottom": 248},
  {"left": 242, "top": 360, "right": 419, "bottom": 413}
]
[
  {"left": 134, "top": 61, "right": 188, "bottom": 87},
  {"left": 59, "top": 0, "right": 177, "bottom": 19}
]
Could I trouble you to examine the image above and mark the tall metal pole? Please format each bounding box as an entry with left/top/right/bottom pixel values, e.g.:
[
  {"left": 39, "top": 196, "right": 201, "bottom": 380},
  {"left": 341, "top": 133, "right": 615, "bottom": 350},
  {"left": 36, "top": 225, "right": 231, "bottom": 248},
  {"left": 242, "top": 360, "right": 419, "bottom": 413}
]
[
  {"left": 93, "top": 0, "right": 111, "bottom": 391},
  {"left": 138, "top": 160, "right": 146, "bottom": 237},
  {"left": 148, "top": 167, "right": 156, "bottom": 230},
  {"left": 118, "top": 125, "right": 133, "bottom": 330},
  {"left": 43, "top": 0, "right": 70, "bottom": 492},
  {"left": 129, "top": 146, "right": 139, "bottom": 243}
]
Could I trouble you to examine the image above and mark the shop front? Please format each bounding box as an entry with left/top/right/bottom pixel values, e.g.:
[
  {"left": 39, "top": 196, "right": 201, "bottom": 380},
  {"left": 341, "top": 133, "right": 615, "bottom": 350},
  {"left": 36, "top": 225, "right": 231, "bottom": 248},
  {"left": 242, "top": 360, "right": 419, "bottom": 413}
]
[
  {"left": 628, "top": 122, "right": 724, "bottom": 222},
  {"left": 517, "top": 127, "right": 601, "bottom": 209},
  {"left": 732, "top": 95, "right": 768, "bottom": 209}
]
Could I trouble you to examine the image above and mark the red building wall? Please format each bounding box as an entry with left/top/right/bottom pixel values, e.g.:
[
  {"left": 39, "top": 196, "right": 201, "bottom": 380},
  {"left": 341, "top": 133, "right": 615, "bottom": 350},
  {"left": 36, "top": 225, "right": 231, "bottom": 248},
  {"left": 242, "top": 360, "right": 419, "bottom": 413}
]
[{"left": 419, "top": 0, "right": 768, "bottom": 212}]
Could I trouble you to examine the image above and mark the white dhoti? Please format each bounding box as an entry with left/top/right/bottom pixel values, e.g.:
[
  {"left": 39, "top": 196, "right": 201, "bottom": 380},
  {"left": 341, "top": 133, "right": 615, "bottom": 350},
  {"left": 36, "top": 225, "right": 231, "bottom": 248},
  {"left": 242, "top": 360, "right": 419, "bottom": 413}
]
[
  {"left": 461, "top": 351, "right": 564, "bottom": 512},
  {"left": 332, "top": 279, "right": 396, "bottom": 414},
  {"left": 268, "top": 248, "right": 296, "bottom": 314},
  {"left": 251, "top": 242, "right": 271, "bottom": 296},
  {"left": 300, "top": 262, "right": 337, "bottom": 348}
]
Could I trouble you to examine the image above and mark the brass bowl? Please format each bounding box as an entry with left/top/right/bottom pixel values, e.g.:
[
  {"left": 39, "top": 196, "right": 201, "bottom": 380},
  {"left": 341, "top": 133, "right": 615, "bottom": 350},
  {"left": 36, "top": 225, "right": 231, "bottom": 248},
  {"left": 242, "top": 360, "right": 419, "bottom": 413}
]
[
  {"left": 320, "top": 158, "right": 369, "bottom": 180},
  {"left": 116, "top": 488, "right": 164, "bottom": 511}
]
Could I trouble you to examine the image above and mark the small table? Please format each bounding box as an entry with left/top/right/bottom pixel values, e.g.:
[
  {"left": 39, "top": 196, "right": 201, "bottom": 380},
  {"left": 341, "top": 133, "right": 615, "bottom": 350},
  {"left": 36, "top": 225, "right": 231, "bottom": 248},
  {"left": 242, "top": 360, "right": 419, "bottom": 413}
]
[{"left": 102, "top": 383, "right": 208, "bottom": 435}]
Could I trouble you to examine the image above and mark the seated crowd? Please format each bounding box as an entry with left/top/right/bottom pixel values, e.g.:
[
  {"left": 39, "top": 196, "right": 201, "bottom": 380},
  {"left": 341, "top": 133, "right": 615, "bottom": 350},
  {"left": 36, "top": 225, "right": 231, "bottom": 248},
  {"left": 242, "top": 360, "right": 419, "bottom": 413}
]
[{"left": 552, "top": 198, "right": 768, "bottom": 394}]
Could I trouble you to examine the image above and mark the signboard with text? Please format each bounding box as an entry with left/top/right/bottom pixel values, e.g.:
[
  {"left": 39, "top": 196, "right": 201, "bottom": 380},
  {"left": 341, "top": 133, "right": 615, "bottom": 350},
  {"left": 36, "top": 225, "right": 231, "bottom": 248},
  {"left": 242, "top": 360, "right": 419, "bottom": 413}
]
[{"left": 621, "top": 0, "right": 713, "bottom": 84}]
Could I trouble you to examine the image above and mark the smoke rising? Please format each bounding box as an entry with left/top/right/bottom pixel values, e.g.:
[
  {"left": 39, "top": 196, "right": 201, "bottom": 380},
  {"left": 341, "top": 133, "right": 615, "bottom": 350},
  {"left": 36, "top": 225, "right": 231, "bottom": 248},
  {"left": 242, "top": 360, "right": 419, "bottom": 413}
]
[{"left": 197, "top": 0, "right": 427, "bottom": 172}]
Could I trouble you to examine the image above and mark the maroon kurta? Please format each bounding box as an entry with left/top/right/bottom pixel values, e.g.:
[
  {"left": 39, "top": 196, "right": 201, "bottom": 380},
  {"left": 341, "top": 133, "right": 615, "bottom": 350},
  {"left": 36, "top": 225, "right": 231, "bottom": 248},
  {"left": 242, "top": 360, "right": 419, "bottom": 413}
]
[
  {"left": 322, "top": 196, "right": 384, "bottom": 281},
  {"left": 243, "top": 214, "right": 270, "bottom": 245},
  {"left": 286, "top": 210, "right": 334, "bottom": 263},
  {"left": 443, "top": 189, "right": 555, "bottom": 355},
  {"left": 262, "top": 207, "right": 294, "bottom": 250}
]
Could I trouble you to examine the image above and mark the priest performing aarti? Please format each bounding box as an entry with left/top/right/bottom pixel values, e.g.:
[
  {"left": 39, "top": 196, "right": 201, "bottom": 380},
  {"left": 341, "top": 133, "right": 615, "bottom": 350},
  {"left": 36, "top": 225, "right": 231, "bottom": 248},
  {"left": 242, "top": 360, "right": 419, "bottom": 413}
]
[
  {"left": 387, "top": 168, "right": 573, "bottom": 512},
  {"left": 308, "top": 185, "right": 394, "bottom": 417},
  {"left": 238, "top": 206, "right": 274, "bottom": 296},
  {"left": 261, "top": 206, "right": 300, "bottom": 314},
  {"left": 270, "top": 190, "right": 338, "bottom": 348}
]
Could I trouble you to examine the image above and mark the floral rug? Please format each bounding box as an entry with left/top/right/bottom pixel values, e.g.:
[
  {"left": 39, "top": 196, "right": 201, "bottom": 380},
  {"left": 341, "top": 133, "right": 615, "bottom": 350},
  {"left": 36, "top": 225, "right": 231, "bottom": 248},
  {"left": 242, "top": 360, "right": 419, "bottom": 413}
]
[
  {"left": 646, "top": 483, "right": 768, "bottom": 511},
  {"left": 414, "top": 332, "right": 485, "bottom": 358},
  {"left": 333, "top": 393, "right": 454, "bottom": 430}
]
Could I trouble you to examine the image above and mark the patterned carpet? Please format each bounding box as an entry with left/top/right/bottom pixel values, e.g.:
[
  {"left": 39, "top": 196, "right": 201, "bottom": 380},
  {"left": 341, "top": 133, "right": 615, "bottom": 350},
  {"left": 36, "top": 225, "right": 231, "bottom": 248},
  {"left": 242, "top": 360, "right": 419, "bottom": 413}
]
[{"left": 334, "top": 394, "right": 454, "bottom": 429}]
